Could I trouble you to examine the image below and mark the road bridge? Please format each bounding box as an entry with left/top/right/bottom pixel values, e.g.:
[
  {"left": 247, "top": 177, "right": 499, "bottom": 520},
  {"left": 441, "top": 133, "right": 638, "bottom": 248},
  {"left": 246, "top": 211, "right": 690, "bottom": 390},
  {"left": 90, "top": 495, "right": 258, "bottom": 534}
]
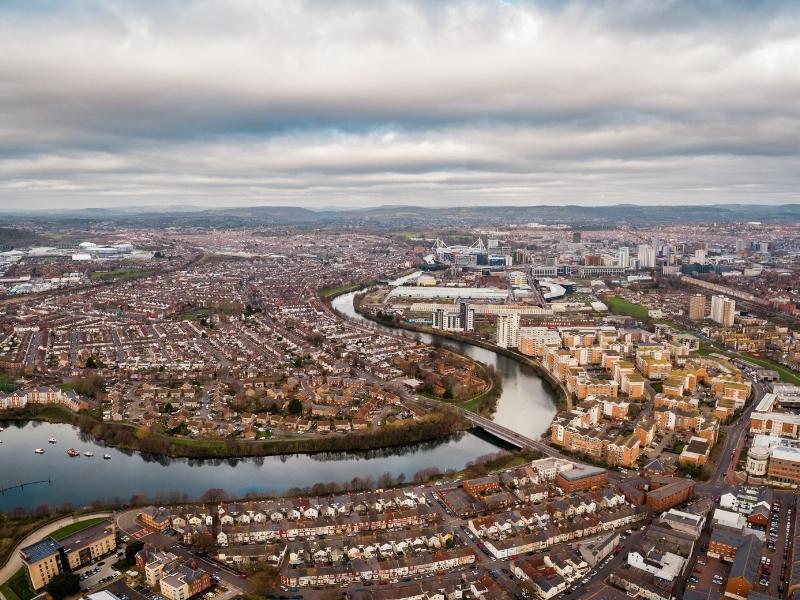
[{"left": 462, "top": 411, "right": 566, "bottom": 458}]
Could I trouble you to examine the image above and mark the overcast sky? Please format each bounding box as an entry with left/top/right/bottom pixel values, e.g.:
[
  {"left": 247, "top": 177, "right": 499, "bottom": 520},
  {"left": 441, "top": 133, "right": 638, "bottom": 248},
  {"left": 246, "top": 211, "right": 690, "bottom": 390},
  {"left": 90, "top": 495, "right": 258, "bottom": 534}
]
[{"left": 1, "top": 0, "right": 799, "bottom": 210}]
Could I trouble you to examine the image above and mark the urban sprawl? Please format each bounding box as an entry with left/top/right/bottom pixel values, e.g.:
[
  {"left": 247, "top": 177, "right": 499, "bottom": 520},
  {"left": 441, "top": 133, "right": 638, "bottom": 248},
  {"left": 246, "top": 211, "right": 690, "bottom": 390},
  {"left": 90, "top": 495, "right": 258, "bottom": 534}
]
[{"left": 2, "top": 219, "right": 800, "bottom": 600}]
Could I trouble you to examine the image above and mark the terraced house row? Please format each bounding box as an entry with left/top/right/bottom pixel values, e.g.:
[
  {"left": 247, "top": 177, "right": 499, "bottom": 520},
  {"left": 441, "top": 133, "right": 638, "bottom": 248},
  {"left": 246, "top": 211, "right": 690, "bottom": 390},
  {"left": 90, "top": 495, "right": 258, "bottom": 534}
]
[{"left": 279, "top": 546, "right": 476, "bottom": 587}]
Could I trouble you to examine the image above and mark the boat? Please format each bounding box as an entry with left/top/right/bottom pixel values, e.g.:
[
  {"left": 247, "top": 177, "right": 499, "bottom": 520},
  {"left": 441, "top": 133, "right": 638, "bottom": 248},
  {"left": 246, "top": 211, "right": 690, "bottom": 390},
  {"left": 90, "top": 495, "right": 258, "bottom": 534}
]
[
  {"left": 84, "top": 451, "right": 94, "bottom": 457},
  {"left": 34, "top": 448, "right": 45, "bottom": 454},
  {"left": 48, "top": 437, "right": 57, "bottom": 444},
  {"left": 103, "top": 453, "right": 111, "bottom": 460},
  {"left": 66, "top": 448, "right": 80, "bottom": 457}
]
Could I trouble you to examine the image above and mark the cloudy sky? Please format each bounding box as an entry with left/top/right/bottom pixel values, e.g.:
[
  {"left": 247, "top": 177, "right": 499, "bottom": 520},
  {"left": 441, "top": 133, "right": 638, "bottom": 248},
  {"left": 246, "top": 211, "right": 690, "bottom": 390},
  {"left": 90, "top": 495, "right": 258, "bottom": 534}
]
[{"left": 1, "top": 0, "right": 799, "bottom": 210}]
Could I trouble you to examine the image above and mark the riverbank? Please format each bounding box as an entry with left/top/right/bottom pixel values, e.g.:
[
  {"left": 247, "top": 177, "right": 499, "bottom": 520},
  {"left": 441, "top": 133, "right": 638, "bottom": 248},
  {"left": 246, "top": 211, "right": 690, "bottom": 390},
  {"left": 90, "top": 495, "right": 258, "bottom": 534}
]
[{"left": 0, "top": 404, "right": 471, "bottom": 460}]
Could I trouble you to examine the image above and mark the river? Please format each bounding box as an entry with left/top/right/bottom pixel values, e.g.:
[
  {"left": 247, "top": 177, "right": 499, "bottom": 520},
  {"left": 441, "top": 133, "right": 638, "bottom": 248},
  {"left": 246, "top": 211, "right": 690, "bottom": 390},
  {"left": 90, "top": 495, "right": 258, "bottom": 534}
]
[
  {"left": 331, "top": 290, "right": 558, "bottom": 439},
  {"left": 0, "top": 290, "right": 557, "bottom": 510}
]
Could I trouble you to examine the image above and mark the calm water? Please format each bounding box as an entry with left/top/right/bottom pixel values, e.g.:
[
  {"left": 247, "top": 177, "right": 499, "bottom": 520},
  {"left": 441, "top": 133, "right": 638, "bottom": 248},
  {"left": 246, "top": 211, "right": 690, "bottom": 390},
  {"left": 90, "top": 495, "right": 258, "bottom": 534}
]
[
  {"left": 332, "top": 291, "right": 558, "bottom": 439},
  {"left": 0, "top": 420, "right": 498, "bottom": 510},
  {"left": 0, "top": 291, "right": 557, "bottom": 510}
]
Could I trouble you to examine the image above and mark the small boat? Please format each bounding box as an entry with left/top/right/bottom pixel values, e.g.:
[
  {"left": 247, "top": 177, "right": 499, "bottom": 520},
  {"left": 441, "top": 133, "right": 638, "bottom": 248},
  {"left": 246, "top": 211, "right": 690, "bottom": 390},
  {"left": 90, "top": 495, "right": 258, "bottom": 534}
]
[
  {"left": 103, "top": 453, "right": 111, "bottom": 460},
  {"left": 48, "top": 437, "right": 57, "bottom": 444},
  {"left": 84, "top": 451, "right": 94, "bottom": 457},
  {"left": 66, "top": 448, "right": 80, "bottom": 457},
  {"left": 34, "top": 448, "right": 45, "bottom": 454}
]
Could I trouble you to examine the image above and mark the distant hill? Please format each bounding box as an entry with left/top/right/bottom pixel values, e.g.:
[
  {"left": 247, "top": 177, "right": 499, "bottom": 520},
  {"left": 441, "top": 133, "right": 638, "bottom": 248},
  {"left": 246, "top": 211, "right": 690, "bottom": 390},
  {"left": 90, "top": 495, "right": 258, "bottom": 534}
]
[{"left": 2, "top": 203, "right": 799, "bottom": 229}]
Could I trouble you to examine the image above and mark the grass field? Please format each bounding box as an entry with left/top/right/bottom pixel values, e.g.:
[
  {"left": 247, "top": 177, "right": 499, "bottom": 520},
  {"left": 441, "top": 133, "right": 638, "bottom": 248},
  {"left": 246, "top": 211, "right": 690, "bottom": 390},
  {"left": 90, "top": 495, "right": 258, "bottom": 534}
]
[
  {"left": 320, "top": 283, "right": 363, "bottom": 298},
  {"left": 173, "top": 307, "right": 210, "bottom": 321},
  {"left": 0, "top": 371, "right": 20, "bottom": 393},
  {"left": 606, "top": 296, "right": 650, "bottom": 320},
  {"left": 0, "top": 568, "right": 34, "bottom": 600},
  {"left": 698, "top": 343, "right": 800, "bottom": 384},
  {"left": 51, "top": 517, "right": 108, "bottom": 541},
  {"left": 91, "top": 269, "right": 155, "bottom": 282}
]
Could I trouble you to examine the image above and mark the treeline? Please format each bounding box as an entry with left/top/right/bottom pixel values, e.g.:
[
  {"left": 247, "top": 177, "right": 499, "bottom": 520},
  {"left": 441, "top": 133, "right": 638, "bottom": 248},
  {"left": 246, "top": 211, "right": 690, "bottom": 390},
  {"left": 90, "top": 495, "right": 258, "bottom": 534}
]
[
  {"left": 469, "top": 365, "right": 503, "bottom": 417},
  {"left": 280, "top": 448, "right": 538, "bottom": 497},
  {"left": 4, "top": 404, "right": 470, "bottom": 459}
]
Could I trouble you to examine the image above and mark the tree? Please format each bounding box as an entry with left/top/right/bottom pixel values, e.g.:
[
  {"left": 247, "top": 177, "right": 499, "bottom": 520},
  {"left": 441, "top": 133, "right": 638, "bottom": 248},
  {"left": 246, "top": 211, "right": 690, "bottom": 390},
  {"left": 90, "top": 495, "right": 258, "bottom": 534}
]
[
  {"left": 46, "top": 572, "right": 80, "bottom": 599},
  {"left": 85, "top": 355, "right": 103, "bottom": 369},
  {"left": 248, "top": 566, "right": 278, "bottom": 597},
  {"left": 199, "top": 487, "right": 227, "bottom": 503},
  {"left": 287, "top": 398, "right": 303, "bottom": 415},
  {"left": 125, "top": 539, "right": 144, "bottom": 563},
  {"left": 193, "top": 533, "right": 215, "bottom": 553}
]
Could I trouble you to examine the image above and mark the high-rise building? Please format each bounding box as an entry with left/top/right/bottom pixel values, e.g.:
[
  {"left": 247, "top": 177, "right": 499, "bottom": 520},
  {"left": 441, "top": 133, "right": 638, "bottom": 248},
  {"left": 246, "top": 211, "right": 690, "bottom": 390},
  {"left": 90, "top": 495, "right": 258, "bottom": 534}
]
[
  {"left": 496, "top": 313, "right": 520, "bottom": 349},
  {"left": 432, "top": 308, "right": 461, "bottom": 331},
  {"left": 692, "top": 249, "right": 707, "bottom": 265},
  {"left": 688, "top": 294, "right": 706, "bottom": 321},
  {"left": 572, "top": 231, "right": 582, "bottom": 243},
  {"left": 735, "top": 239, "right": 747, "bottom": 253},
  {"left": 459, "top": 301, "right": 475, "bottom": 332},
  {"left": 637, "top": 244, "right": 656, "bottom": 269},
  {"left": 710, "top": 295, "right": 736, "bottom": 327},
  {"left": 617, "top": 247, "right": 630, "bottom": 269}
]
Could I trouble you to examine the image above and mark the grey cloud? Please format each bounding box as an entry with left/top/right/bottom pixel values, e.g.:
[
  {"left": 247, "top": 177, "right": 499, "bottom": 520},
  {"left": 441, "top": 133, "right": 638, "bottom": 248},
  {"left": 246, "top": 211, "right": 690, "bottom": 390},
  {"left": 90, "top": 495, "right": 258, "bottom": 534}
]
[{"left": 0, "top": 0, "right": 798, "bottom": 208}]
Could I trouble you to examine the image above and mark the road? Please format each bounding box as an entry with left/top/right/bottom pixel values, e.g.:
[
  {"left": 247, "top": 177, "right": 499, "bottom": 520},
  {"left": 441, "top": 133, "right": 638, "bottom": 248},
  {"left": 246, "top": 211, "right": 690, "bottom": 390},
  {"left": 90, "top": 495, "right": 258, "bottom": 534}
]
[
  {"left": 0, "top": 511, "right": 113, "bottom": 586},
  {"left": 695, "top": 380, "right": 766, "bottom": 497}
]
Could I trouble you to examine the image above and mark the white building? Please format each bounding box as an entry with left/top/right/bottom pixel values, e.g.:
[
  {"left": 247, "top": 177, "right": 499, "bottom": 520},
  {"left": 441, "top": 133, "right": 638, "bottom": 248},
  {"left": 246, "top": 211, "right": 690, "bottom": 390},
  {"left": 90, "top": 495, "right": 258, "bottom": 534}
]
[
  {"left": 710, "top": 295, "right": 736, "bottom": 327},
  {"left": 496, "top": 313, "right": 520, "bottom": 349},
  {"left": 617, "top": 247, "right": 630, "bottom": 269},
  {"left": 637, "top": 244, "right": 656, "bottom": 269}
]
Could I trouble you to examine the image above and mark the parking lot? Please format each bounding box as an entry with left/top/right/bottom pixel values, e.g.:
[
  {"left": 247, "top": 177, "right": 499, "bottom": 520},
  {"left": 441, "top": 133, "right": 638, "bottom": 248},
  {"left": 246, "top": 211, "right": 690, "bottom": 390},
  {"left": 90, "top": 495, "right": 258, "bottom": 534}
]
[
  {"left": 78, "top": 554, "right": 125, "bottom": 591},
  {"left": 763, "top": 496, "right": 795, "bottom": 598},
  {"left": 686, "top": 554, "right": 729, "bottom": 594}
]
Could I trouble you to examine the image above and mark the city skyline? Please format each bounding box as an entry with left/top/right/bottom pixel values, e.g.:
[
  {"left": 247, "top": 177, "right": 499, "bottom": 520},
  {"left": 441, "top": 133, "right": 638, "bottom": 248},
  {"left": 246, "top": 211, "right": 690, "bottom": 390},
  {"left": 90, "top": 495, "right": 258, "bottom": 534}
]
[{"left": 1, "top": 0, "right": 799, "bottom": 209}]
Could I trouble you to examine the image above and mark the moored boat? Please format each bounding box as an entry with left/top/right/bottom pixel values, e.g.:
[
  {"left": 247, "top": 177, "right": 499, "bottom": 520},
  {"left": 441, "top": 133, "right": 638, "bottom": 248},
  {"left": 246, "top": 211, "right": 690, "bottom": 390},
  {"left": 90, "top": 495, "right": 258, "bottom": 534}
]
[
  {"left": 48, "top": 437, "right": 57, "bottom": 444},
  {"left": 84, "top": 451, "right": 94, "bottom": 457},
  {"left": 66, "top": 448, "right": 80, "bottom": 457},
  {"left": 34, "top": 448, "right": 45, "bottom": 454},
  {"left": 103, "top": 453, "right": 111, "bottom": 460}
]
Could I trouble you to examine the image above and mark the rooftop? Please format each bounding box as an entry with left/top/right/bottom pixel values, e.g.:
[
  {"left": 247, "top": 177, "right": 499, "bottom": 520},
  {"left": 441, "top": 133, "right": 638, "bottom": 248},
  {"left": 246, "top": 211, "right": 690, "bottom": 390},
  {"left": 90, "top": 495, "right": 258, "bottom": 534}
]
[{"left": 19, "top": 537, "right": 60, "bottom": 564}]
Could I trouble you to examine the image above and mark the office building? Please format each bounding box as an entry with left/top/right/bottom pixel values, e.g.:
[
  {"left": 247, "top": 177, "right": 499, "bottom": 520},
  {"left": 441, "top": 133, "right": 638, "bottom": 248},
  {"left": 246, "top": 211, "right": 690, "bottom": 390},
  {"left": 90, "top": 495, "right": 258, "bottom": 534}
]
[
  {"left": 710, "top": 295, "right": 736, "bottom": 327},
  {"left": 688, "top": 294, "right": 706, "bottom": 321}
]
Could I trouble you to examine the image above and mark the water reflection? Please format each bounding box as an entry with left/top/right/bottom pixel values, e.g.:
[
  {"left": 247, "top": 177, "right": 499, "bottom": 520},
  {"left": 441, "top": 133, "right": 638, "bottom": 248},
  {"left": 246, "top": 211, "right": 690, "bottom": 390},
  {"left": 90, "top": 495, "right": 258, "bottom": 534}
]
[{"left": 0, "top": 420, "right": 497, "bottom": 510}]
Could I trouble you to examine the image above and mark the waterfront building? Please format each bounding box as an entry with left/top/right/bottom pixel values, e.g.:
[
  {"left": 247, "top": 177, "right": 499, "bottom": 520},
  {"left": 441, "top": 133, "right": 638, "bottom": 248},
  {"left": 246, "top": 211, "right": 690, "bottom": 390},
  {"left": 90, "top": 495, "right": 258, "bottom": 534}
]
[{"left": 20, "top": 519, "right": 116, "bottom": 590}]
